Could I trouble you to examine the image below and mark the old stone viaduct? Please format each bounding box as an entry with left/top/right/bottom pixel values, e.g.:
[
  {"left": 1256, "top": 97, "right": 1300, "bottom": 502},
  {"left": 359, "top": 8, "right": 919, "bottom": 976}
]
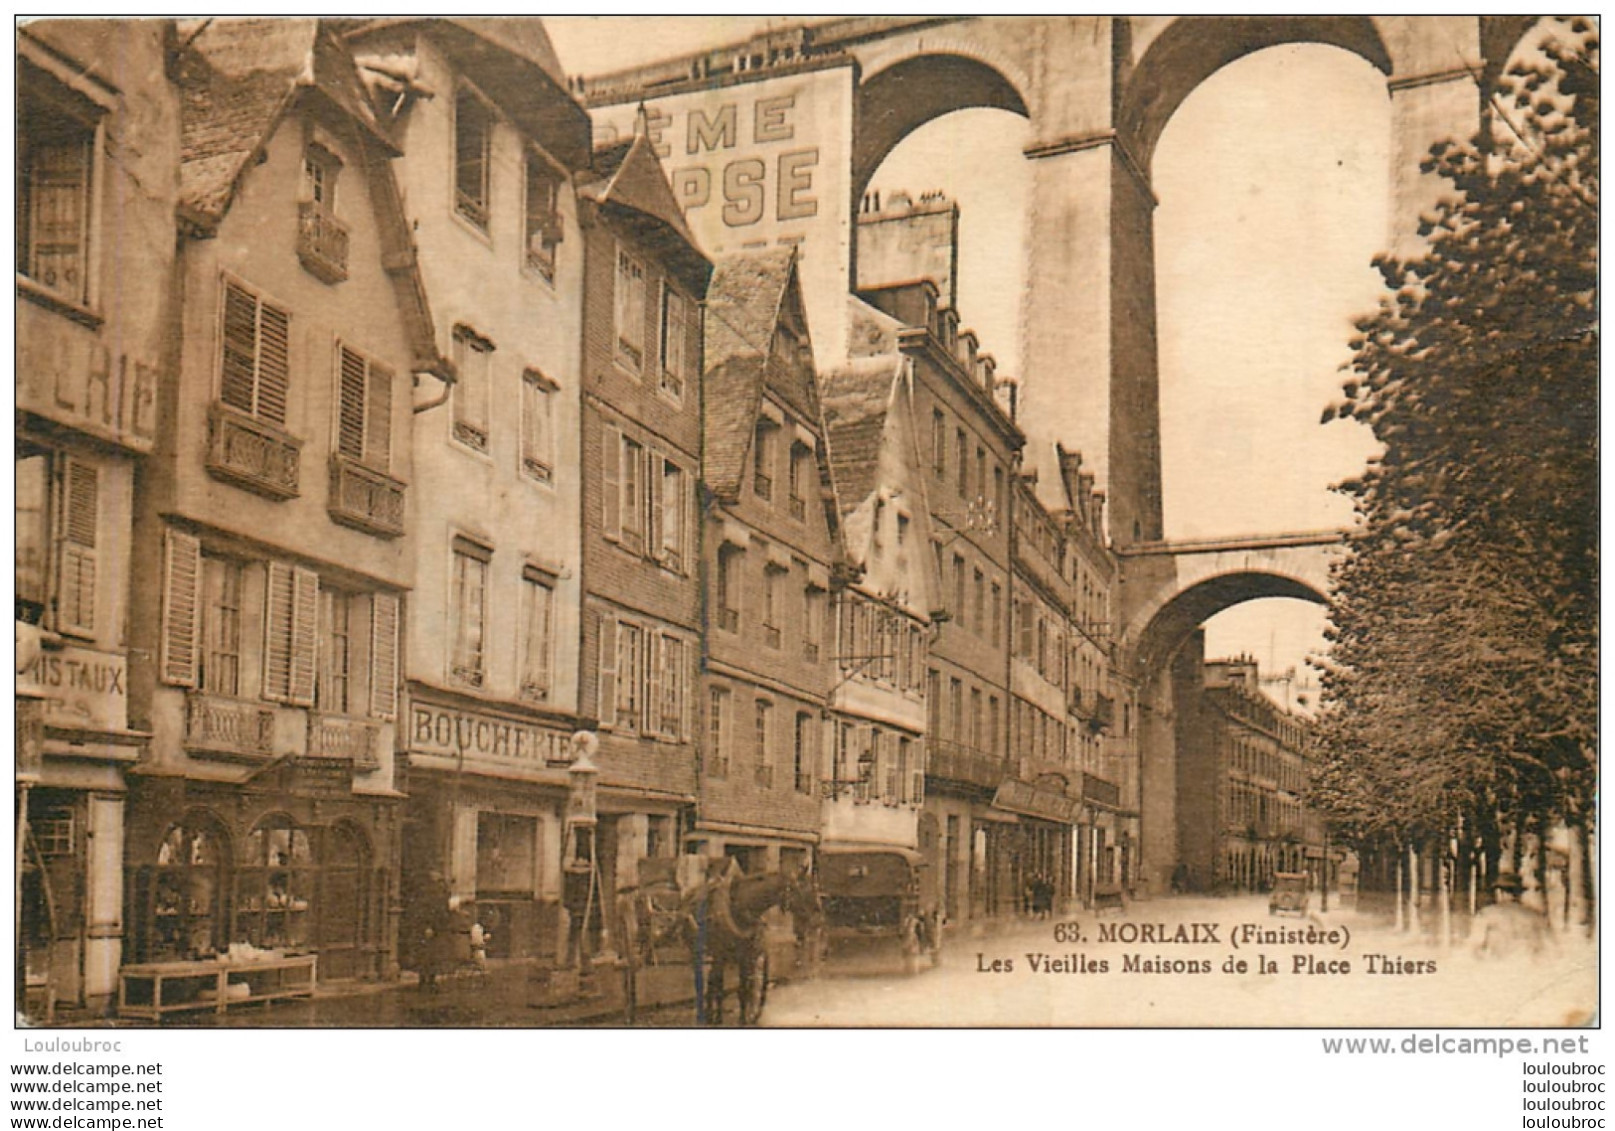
[{"left": 577, "top": 16, "right": 1541, "bottom": 887}]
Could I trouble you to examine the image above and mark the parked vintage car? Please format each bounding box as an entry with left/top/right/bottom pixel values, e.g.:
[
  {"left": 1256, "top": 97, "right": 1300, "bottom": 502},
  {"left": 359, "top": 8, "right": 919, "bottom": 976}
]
[{"left": 818, "top": 845, "right": 941, "bottom": 973}]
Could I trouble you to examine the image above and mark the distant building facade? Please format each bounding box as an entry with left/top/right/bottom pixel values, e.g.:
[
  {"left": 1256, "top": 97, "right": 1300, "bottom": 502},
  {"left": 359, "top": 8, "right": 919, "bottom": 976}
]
[
  {"left": 821, "top": 345, "right": 939, "bottom": 858},
  {"left": 698, "top": 249, "right": 842, "bottom": 875},
  {"left": 1174, "top": 645, "right": 1321, "bottom": 892}
]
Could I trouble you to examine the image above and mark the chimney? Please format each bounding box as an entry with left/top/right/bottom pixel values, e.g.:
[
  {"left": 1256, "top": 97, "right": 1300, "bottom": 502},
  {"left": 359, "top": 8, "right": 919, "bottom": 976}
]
[{"left": 1057, "top": 445, "right": 1085, "bottom": 510}]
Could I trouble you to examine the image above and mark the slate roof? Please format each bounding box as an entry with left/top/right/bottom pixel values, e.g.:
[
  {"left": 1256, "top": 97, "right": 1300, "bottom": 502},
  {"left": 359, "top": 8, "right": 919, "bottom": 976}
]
[
  {"left": 821, "top": 355, "right": 904, "bottom": 518},
  {"left": 578, "top": 130, "right": 708, "bottom": 289},
  {"left": 176, "top": 18, "right": 394, "bottom": 229},
  {"left": 701, "top": 248, "right": 803, "bottom": 501}
]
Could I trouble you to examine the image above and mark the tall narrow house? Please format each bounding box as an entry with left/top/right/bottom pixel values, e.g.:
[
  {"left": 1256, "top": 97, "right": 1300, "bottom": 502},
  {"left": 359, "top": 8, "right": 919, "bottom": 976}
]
[
  {"left": 342, "top": 18, "right": 594, "bottom": 966},
  {"left": 575, "top": 125, "right": 711, "bottom": 949},
  {"left": 128, "top": 19, "right": 437, "bottom": 984},
  {"left": 16, "top": 21, "right": 179, "bottom": 1017},
  {"left": 699, "top": 249, "right": 843, "bottom": 875},
  {"left": 820, "top": 324, "right": 940, "bottom": 860}
]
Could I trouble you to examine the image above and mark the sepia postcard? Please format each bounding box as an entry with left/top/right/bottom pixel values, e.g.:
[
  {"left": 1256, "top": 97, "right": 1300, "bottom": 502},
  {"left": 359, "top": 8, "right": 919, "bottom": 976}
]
[{"left": 14, "top": 14, "right": 1596, "bottom": 1045}]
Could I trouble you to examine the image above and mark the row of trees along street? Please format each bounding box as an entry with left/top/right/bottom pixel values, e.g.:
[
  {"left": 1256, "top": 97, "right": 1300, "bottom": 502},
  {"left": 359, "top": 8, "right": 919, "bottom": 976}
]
[{"left": 1312, "top": 19, "right": 1597, "bottom": 937}]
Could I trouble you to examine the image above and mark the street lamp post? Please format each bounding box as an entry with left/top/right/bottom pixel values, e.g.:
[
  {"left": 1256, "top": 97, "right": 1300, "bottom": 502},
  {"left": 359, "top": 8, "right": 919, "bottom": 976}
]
[{"left": 562, "top": 731, "right": 600, "bottom": 985}]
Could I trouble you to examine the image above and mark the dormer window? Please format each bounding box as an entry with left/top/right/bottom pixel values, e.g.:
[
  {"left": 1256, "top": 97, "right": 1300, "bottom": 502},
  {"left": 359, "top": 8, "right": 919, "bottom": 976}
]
[{"left": 298, "top": 142, "right": 347, "bottom": 283}]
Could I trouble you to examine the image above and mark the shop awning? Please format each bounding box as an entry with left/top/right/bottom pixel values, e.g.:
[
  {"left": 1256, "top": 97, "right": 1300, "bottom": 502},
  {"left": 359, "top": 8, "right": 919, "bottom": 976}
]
[{"left": 992, "top": 779, "right": 1082, "bottom": 824}]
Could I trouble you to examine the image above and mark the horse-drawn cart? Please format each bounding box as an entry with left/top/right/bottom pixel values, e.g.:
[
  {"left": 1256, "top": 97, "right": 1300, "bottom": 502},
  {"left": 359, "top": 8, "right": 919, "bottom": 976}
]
[{"left": 617, "top": 857, "right": 820, "bottom": 1025}]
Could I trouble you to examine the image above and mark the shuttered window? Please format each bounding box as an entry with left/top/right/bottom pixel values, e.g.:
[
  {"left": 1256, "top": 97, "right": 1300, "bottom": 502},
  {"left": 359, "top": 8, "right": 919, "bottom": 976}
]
[
  {"left": 660, "top": 285, "right": 689, "bottom": 399},
  {"left": 220, "top": 280, "right": 291, "bottom": 426},
  {"left": 597, "top": 614, "right": 618, "bottom": 729},
  {"left": 601, "top": 422, "right": 622, "bottom": 540},
  {"left": 520, "top": 370, "right": 555, "bottom": 483},
  {"left": 521, "top": 566, "right": 554, "bottom": 703},
  {"left": 450, "top": 537, "right": 491, "bottom": 686},
  {"left": 452, "top": 329, "right": 492, "bottom": 452},
  {"left": 615, "top": 248, "right": 646, "bottom": 371},
  {"left": 264, "top": 562, "right": 318, "bottom": 706},
  {"left": 337, "top": 345, "right": 393, "bottom": 471},
  {"left": 55, "top": 459, "right": 97, "bottom": 636},
  {"left": 370, "top": 592, "right": 400, "bottom": 721},
  {"left": 161, "top": 530, "right": 203, "bottom": 688}
]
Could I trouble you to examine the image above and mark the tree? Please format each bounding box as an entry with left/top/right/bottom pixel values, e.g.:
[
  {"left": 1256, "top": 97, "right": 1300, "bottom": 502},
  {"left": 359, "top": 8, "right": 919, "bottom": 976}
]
[{"left": 1313, "top": 19, "right": 1597, "bottom": 926}]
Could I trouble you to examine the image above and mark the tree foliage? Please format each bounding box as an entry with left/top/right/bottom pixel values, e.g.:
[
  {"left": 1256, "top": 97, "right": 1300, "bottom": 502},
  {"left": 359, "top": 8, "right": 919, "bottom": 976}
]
[{"left": 1313, "top": 20, "right": 1598, "bottom": 862}]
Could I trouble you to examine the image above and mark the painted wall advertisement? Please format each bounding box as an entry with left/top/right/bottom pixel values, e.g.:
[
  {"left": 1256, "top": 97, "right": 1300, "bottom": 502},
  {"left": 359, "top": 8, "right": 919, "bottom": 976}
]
[{"left": 593, "top": 64, "right": 856, "bottom": 365}]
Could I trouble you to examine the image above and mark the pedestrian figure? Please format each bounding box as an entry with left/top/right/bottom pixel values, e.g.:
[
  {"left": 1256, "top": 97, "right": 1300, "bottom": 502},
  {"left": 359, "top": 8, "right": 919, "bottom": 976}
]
[{"left": 1470, "top": 872, "right": 1552, "bottom": 960}]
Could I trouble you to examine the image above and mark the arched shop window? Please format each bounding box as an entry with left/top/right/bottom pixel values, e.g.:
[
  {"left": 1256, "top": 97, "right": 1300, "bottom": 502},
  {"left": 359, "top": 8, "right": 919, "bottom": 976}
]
[
  {"left": 236, "top": 816, "right": 313, "bottom": 950},
  {"left": 141, "top": 818, "right": 230, "bottom": 961}
]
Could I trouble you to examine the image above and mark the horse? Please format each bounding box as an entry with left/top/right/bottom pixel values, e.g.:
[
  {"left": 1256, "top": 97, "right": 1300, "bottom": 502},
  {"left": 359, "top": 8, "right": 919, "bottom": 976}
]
[{"left": 689, "top": 864, "right": 821, "bottom": 1026}]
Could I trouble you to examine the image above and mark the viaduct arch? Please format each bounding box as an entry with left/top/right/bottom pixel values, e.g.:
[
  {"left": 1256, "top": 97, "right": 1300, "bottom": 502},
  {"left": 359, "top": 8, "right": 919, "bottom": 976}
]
[{"left": 576, "top": 16, "right": 1541, "bottom": 888}]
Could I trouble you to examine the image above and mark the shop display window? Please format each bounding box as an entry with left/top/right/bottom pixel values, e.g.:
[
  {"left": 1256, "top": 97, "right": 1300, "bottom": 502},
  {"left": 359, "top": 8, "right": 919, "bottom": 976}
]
[
  {"left": 235, "top": 817, "right": 313, "bottom": 949},
  {"left": 149, "top": 821, "right": 228, "bottom": 961}
]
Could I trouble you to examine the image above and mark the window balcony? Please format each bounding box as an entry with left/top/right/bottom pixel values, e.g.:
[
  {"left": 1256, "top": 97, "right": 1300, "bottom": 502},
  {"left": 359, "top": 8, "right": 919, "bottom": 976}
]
[
  {"left": 307, "top": 712, "right": 380, "bottom": 772},
  {"left": 718, "top": 608, "right": 739, "bottom": 634},
  {"left": 754, "top": 471, "right": 772, "bottom": 500},
  {"left": 297, "top": 202, "right": 350, "bottom": 284},
  {"left": 328, "top": 454, "right": 406, "bottom": 538},
  {"left": 763, "top": 624, "right": 781, "bottom": 649},
  {"left": 185, "top": 692, "right": 275, "bottom": 763},
  {"left": 802, "top": 641, "right": 820, "bottom": 664},
  {"left": 754, "top": 764, "right": 774, "bottom": 789},
  {"left": 788, "top": 495, "right": 806, "bottom": 520},
  {"left": 205, "top": 404, "right": 301, "bottom": 500},
  {"left": 926, "top": 739, "right": 1005, "bottom": 791}
]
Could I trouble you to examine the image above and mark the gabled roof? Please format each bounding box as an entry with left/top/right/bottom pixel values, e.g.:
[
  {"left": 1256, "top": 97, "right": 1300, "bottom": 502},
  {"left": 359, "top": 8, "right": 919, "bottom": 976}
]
[
  {"left": 176, "top": 18, "right": 396, "bottom": 231},
  {"left": 822, "top": 355, "right": 905, "bottom": 519},
  {"left": 579, "top": 130, "right": 709, "bottom": 290},
  {"left": 702, "top": 248, "right": 807, "bottom": 502}
]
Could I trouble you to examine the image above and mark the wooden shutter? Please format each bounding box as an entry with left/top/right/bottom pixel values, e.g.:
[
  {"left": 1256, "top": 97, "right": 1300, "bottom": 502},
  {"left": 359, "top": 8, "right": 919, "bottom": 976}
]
[
  {"left": 220, "top": 283, "right": 259, "bottom": 414},
  {"left": 264, "top": 563, "right": 294, "bottom": 701},
  {"left": 160, "top": 529, "right": 202, "bottom": 687},
  {"left": 264, "top": 563, "right": 318, "bottom": 704},
  {"left": 601, "top": 424, "right": 621, "bottom": 540},
  {"left": 663, "top": 288, "right": 686, "bottom": 387},
  {"left": 338, "top": 346, "right": 367, "bottom": 460},
  {"left": 366, "top": 361, "right": 393, "bottom": 470},
  {"left": 370, "top": 592, "right": 400, "bottom": 721},
  {"left": 647, "top": 449, "right": 664, "bottom": 560},
  {"left": 257, "top": 302, "right": 291, "bottom": 426},
  {"left": 645, "top": 632, "right": 662, "bottom": 739},
  {"left": 289, "top": 567, "right": 319, "bottom": 706},
  {"left": 56, "top": 459, "right": 97, "bottom": 635},
  {"left": 597, "top": 612, "right": 617, "bottom": 729}
]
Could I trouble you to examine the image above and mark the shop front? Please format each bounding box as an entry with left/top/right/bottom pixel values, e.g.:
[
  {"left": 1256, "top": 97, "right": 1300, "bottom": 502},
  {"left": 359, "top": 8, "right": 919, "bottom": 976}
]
[
  {"left": 17, "top": 629, "right": 145, "bottom": 1016},
  {"left": 122, "top": 760, "right": 399, "bottom": 984},
  {"left": 398, "top": 690, "right": 577, "bottom": 968},
  {"left": 992, "top": 778, "right": 1079, "bottom": 914}
]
